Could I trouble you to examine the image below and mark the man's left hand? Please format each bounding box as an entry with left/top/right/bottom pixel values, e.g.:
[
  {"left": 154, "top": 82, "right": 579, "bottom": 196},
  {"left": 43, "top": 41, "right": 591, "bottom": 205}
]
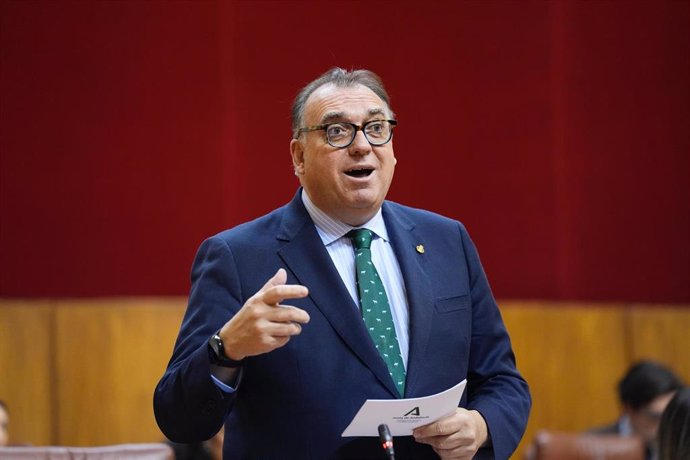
[{"left": 412, "top": 408, "right": 488, "bottom": 459}]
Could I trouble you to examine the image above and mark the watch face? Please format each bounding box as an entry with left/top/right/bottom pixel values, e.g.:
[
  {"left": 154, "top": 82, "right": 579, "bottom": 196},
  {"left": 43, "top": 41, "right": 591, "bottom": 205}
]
[
  {"left": 208, "top": 334, "right": 243, "bottom": 368},
  {"left": 210, "top": 335, "right": 224, "bottom": 359}
]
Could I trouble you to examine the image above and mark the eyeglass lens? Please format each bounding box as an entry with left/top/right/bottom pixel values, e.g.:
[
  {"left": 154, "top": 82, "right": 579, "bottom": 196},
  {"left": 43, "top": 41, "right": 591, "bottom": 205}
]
[{"left": 326, "top": 121, "right": 393, "bottom": 148}]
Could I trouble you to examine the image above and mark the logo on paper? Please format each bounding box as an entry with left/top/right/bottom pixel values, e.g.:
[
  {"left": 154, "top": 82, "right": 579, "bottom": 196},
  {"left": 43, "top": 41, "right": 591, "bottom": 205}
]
[
  {"left": 403, "top": 407, "right": 420, "bottom": 417},
  {"left": 392, "top": 406, "right": 429, "bottom": 424}
]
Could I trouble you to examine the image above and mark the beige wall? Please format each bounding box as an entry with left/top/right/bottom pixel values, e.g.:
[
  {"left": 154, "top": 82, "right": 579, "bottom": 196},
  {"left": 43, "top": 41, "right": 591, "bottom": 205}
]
[
  {"left": 1, "top": 299, "right": 688, "bottom": 458},
  {"left": 0, "top": 299, "right": 185, "bottom": 446}
]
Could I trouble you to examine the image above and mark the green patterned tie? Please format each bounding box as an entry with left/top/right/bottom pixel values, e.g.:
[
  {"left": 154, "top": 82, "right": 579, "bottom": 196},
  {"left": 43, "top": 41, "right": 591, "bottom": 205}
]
[{"left": 348, "top": 228, "right": 406, "bottom": 397}]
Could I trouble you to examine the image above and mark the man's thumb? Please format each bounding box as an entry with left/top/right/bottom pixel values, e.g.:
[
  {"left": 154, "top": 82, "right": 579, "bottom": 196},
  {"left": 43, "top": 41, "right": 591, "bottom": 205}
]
[{"left": 259, "top": 268, "right": 287, "bottom": 292}]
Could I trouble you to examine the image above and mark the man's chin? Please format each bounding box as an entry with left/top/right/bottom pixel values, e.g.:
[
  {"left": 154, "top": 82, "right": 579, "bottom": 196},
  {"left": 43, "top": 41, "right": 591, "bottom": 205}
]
[
  {"left": 346, "top": 194, "right": 384, "bottom": 211},
  {"left": 338, "top": 201, "right": 383, "bottom": 226}
]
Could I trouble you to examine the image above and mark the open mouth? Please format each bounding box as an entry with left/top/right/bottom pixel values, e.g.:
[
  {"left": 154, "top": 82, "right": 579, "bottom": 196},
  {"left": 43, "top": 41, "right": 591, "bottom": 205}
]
[{"left": 344, "top": 168, "right": 374, "bottom": 178}]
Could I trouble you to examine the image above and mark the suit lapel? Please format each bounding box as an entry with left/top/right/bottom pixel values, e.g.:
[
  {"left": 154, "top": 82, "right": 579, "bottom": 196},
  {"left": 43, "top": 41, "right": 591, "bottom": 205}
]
[
  {"left": 276, "top": 193, "right": 400, "bottom": 397},
  {"left": 383, "top": 203, "right": 434, "bottom": 398}
]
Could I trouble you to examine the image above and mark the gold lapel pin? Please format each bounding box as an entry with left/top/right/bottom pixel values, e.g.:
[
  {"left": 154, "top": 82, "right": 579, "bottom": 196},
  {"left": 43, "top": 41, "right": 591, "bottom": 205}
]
[{"left": 416, "top": 244, "right": 425, "bottom": 254}]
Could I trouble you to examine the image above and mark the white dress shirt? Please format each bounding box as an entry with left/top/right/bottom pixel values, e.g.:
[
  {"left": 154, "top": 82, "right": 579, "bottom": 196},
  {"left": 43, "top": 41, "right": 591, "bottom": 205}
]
[{"left": 302, "top": 190, "right": 410, "bottom": 369}]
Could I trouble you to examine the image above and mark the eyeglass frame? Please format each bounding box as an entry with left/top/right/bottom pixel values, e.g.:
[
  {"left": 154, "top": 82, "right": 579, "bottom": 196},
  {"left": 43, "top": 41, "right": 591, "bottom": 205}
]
[{"left": 294, "top": 119, "right": 398, "bottom": 149}]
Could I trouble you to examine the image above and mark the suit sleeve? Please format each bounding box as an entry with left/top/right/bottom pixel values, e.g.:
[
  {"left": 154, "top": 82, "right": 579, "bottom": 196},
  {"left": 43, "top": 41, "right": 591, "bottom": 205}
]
[
  {"left": 153, "top": 236, "right": 243, "bottom": 442},
  {"left": 459, "top": 223, "right": 531, "bottom": 460}
]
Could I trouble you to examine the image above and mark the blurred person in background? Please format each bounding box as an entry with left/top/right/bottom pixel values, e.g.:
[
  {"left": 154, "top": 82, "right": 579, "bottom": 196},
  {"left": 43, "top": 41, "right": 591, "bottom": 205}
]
[
  {"left": 0, "top": 400, "right": 9, "bottom": 447},
  {"left": 657, "top": 386, "right": 690, "bottom": 460},
  {"left": 590, "top": 360, "right": 683, "bottom": 460}
]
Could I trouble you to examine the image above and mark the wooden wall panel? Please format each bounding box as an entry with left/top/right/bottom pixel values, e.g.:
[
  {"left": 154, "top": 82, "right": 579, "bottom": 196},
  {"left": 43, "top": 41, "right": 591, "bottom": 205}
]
[
  {"left": 627, "top": 306, "right": 690, "bottom": 383},
  {"left": 0, "top": 301, "right": 55, "bottom": 445},
  {"left": 53, "top": 299, "right": 185, "bottom": 446},
  {"left": 502, "top": 302, "right": 631, "bottom": 458},
  {"left": 1, "top": 299, "right": 688, "bottom": 458}
]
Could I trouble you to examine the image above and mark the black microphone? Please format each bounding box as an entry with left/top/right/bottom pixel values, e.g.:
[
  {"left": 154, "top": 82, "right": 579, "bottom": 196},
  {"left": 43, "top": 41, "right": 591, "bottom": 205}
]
[{"left": 378, "top": 423, "right": 395, "bottom": 460}]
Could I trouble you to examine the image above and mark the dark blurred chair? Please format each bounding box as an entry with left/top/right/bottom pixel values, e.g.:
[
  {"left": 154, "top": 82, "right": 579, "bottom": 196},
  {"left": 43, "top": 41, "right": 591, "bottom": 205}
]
[
  {"left": 524, "top": 430, "right": 645, "bottom": 460},
  {"left": 0, "top": 443, "right": 173, "bottom": 460}
]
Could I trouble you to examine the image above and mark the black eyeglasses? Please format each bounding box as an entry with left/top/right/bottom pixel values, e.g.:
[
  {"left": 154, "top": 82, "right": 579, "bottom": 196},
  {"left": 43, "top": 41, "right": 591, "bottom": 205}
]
[{"left": 296, "top": 119, "right": 397, "bottom": 148}]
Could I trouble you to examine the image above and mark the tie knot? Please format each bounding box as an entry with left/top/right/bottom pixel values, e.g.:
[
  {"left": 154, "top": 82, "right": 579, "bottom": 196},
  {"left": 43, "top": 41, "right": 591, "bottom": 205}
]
[{"left": 348, "top": 228, "right": 373, "bottom": 250}]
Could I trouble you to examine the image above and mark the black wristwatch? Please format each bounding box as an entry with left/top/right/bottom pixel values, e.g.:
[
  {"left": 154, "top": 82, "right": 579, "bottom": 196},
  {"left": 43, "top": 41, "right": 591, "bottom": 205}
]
[{"left": 208, "top": 333, "right": 244, "bottom": 368}]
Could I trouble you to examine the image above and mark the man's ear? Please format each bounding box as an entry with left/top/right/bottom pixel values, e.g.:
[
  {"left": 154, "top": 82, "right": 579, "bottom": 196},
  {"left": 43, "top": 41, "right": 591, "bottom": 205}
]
[{"left": 290, "top": 138, "right": 305, "bottom": 175}]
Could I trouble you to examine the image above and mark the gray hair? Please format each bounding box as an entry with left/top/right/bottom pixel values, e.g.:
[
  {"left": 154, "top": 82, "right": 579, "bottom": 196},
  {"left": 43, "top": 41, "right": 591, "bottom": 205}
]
[{"left": 291, "top": 67, "right": 393, "bottom": 138}]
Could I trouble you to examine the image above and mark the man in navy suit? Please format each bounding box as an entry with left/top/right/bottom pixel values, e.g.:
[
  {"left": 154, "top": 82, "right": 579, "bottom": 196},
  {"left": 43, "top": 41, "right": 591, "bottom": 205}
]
[{"left": 154, "top": 68, "right": 530, "bottom": 459}]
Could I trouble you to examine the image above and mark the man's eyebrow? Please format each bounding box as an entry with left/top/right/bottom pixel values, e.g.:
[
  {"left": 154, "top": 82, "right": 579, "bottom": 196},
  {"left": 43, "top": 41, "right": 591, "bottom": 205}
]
[
  {"left": 368, "top": 108, "right": 387, "bottom": 117},
  {"left": 320, "top": 108, "right": 388, "bottom": 124},
  {"left": 320, "top": 112, "right": 345, "bottom": 124}
]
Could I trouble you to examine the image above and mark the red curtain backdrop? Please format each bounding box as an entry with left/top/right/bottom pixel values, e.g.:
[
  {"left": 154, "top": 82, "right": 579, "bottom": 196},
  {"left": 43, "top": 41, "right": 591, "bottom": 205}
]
[{"left": 1, "top": 0, "right": 688, "bottom": 302}]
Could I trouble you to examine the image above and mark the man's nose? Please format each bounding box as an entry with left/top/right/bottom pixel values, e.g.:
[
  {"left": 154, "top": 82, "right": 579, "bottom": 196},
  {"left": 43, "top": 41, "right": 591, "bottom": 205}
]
[{"left": 348, "top": 129, "right": 371, "bottom": 155}]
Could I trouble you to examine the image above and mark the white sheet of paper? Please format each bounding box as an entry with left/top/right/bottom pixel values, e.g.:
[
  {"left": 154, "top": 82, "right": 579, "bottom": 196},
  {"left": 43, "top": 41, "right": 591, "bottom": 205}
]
[{"left": 341, "top": 379, "right": 467, "bottom": 437}]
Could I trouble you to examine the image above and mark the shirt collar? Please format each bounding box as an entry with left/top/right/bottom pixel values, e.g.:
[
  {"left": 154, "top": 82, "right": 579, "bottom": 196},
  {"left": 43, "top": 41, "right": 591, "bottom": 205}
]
[
  {"left": 301, "top": 189, "right": 389, "bottom": 246},
  {"left": 618, "top": 415, "right": 633, "bottom": 436}
]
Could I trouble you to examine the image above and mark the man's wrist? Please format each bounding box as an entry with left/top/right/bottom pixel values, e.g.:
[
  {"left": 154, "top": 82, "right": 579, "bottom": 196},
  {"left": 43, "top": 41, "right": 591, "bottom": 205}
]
[
  {"left": 208, "top": 333, "right": 245, "bottom": 368},
  {"left": 469, "top": 409, "right": 490, "bottom": 447}
]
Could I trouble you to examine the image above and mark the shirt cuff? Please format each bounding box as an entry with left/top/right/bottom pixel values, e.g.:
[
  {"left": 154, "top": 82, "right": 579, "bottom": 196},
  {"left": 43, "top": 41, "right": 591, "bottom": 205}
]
[{"left": 211, "top": 373, "right": 237, "bottom": 393}]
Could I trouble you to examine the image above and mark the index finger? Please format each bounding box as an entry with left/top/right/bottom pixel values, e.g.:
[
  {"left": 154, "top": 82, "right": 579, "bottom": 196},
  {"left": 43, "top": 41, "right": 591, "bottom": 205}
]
[{"left": 262, "top": 284, "right": 309, "bottom": 306}]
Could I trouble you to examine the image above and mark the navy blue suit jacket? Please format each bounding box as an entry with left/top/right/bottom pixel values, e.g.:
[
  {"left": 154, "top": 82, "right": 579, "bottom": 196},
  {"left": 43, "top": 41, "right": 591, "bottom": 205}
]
[{"left": 154, "top": 190, "right": 530, "bottom": 460}]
